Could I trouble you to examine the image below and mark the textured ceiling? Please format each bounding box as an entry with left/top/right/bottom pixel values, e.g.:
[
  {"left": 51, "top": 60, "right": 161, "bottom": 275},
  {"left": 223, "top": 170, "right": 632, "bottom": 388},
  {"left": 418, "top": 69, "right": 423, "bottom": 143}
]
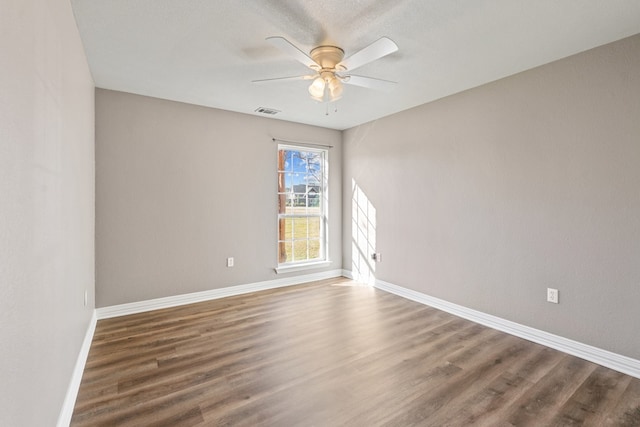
[{"left": 70, "top": 0, "right": 640, "bottom": 130}]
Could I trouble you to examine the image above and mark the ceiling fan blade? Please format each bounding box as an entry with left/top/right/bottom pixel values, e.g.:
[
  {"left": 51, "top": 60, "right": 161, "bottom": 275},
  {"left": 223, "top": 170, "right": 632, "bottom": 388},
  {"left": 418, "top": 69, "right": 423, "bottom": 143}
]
[
  {"left": 266, "top": 36, "right": 321, "bottom": 70},
  {"left": 252, "top": 75, "right": 316, "bottom": 83},
  {"left": 342, "top": 75, "right": 397, "bottom": 91},
  {"left": 337, "top": 37, "right": 398, "bottom": 72}
]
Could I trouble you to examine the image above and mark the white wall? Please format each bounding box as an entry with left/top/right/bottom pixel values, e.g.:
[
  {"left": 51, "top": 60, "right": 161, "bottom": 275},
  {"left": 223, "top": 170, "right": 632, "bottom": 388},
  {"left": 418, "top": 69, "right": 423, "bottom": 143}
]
[
  {"left": 95, "top": 89, "right": 342, "bottom": 307},
  {"left": 0, "top": 0, "right": 95, "bottom": 425},
  {"left": 343, "top": 34, "right": 640, "bottom": 360}
]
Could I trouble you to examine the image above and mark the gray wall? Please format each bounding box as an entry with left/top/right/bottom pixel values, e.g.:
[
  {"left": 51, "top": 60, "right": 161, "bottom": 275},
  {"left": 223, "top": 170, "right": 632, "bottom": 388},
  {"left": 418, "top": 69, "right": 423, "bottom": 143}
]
[
  {"left": 96, "top": 89, "right": 342, "bottom": 307},
  {"left": 343, "top": 34, "right": 640, "bottom": 360},
  {"left": 0, "top": 0, "right": 95, "bottom": 425}
]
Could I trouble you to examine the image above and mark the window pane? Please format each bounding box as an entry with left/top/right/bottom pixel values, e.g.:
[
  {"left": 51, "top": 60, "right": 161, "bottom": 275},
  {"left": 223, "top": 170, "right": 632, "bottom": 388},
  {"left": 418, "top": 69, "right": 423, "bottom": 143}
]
[
  {"left": 309, "top": 239, "right": 321, "bottom": 259},
  {"left": 278, "top": 150, "right": 293, "bottom": 172},
  {"left": 278, "top": 241, "right": 292, "bottom": 263},
  {"left": 292, "top": 217, "right": 308, "bottom": 238},
  {"left": 293, "top": 240, "right": 308, "bottom": 261},
  {"left": 308, "top": 217, "right": 321, "bottom": 239},
  {"left": 278, "top": 172, "right": 294, "bottom": 192},
  {"left": 285, "top": 204, "right": 299, "bottom": 215},
  {"left": 279, "top": 218, "right": 292, "bottom": 240}
]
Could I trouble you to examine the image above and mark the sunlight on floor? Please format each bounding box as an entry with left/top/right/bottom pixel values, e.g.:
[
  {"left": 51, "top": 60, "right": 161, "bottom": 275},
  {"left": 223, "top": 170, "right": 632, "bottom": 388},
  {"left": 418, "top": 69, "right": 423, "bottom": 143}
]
[{"left": 331, "top": 281, "right": 371, "bottom": 287}]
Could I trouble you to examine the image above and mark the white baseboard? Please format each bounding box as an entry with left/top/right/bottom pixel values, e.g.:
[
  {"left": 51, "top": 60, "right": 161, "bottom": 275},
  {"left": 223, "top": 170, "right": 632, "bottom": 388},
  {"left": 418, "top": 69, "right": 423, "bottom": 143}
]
[
  {"left": 97, "top": 269, "right": 345, "bottom": 319},
  {"left": 341, "top": 269, "right": 355, "bottom": 280},
  {"left": 57, "top": 310, "right": 97, "bottom": 427},
  {"left": 373, "top": 278, "right": 640, "bottom": 379}
]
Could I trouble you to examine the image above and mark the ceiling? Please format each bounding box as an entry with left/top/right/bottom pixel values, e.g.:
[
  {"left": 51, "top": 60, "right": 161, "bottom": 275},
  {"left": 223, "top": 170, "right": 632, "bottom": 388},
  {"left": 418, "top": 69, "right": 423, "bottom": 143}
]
[{"left": 70, "top": 0, "right": 640, "bottom": 131}]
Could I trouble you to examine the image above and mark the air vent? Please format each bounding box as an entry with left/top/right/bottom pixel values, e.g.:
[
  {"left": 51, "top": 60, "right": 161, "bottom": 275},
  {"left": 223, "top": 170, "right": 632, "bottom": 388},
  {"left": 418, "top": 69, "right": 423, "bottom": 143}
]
[{"left": 254, "top": 107, "right": 281, "bottom": 115}]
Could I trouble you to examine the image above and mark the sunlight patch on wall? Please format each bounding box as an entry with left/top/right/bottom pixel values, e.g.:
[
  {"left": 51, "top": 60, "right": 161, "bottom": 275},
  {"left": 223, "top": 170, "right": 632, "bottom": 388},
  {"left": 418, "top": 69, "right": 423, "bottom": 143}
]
[{"left": 351, "top": 179, "right": 376, "bottom": 285}]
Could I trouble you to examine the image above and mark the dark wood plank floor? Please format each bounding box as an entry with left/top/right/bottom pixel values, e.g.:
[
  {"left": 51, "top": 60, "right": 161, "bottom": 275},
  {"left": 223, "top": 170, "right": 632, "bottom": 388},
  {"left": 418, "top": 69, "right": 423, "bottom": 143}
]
[{"left": 72, "top": 278, "right": 640, "bottom": 426}]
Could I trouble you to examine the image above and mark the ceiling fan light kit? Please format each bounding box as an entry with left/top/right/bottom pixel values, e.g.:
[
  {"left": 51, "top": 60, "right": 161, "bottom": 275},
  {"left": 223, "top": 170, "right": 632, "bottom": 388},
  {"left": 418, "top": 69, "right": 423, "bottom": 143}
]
[
  {"left": 254, "top": 36, "right": 399, "bottom": 105},
  {"left": 309, "top": 72, "right": 343, "bottom": 102}
]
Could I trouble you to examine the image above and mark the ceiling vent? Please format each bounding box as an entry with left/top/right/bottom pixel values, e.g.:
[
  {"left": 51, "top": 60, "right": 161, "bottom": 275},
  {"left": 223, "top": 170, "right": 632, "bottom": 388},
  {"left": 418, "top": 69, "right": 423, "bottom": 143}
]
[{"left": 255, "top": 107, "right": 280, "bottom": 115}]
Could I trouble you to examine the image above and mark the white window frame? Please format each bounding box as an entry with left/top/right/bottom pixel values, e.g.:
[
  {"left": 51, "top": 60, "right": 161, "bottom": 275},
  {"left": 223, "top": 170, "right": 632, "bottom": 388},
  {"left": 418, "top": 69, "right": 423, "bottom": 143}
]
[{"left": 276, "top": 144, "right": 329, "bottom": 272}]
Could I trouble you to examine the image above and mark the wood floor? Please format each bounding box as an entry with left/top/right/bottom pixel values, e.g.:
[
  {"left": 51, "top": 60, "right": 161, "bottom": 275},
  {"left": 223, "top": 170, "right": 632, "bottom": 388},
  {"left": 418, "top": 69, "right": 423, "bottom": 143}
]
[{"left": 72, "top": 278, "right": 640, "bottom": 426}]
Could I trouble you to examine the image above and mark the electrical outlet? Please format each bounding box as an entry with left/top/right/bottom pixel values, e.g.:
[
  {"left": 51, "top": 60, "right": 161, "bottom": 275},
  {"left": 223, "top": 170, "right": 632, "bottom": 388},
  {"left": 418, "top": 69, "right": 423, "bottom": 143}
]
[
  {"left": 547, "top": 288, "right": 559, "bottom": 304},
  {"left": 227, "top": 257, "right": 234, "bottom": 267}
]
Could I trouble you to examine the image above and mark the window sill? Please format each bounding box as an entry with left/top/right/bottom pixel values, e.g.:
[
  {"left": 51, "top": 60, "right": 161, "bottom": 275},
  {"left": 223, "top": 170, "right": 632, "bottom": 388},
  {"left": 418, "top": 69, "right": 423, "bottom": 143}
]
[{"left": 275, "top": 260, "right": 331, "bottom": 275}]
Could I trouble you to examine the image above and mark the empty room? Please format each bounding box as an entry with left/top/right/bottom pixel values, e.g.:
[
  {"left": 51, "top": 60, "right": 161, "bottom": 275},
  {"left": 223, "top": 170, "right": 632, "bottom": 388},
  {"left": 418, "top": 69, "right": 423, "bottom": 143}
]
[{"left": 2, "top": 1, "right": 640, "bottom": 426}]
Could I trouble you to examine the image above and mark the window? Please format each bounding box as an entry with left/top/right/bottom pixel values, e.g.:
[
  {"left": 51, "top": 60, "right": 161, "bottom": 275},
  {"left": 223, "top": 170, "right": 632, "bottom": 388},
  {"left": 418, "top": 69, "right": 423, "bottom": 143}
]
[{"left": 277, "top": 145, "right": 328, "bottom": 266}]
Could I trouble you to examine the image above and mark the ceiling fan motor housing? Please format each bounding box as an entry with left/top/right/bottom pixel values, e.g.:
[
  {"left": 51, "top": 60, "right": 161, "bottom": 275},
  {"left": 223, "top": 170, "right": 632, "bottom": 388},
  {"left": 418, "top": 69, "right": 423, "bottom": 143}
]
[{"left": 310, "top": 45, "right": 346, "bottom": 70}]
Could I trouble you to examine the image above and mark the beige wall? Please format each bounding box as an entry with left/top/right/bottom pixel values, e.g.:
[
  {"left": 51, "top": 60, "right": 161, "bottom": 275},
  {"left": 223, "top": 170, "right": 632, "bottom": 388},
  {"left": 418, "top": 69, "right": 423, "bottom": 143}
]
[
  {"left": 95, "top": 89, "right": 342, "bottom": 307},
  {"left": 0, "top": 0, "right": 95, "bottom": 425},
  {"left": 343, "top": 34, "right": 640, "bottom": 359},
  {"left": 1, "top": 0, "right": 636, "bottom": 422}
]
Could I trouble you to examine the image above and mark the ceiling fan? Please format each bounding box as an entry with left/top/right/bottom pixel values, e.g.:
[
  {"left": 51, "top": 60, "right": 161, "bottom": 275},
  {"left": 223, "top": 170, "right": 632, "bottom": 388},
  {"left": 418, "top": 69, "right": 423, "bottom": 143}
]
[{"left": 253, "top": 36, "right": 399, "bottom": 103}]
